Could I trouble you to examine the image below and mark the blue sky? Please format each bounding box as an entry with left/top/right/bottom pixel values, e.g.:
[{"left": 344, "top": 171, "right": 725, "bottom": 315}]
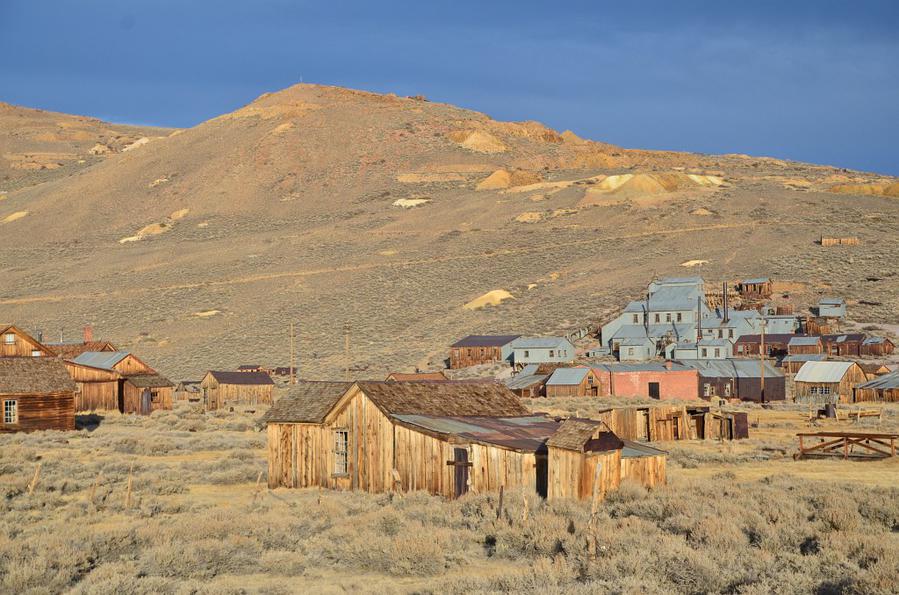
[{"left": 2, "top": 1, "right": 898, "bottom": 174}]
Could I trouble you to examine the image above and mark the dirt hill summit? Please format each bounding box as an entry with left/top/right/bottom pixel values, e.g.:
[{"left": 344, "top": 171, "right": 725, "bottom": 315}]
[{"left": 0, "top": 83, "right": 896, "bottom": 378}]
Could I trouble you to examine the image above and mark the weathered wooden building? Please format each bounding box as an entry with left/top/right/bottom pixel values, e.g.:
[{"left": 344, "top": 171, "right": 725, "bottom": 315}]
[
  {"left": 174, "top": 380, "right": 202, "bottom": 402},
  {"left": 264, "top": 381, "right": 666, "bottom": 500},
  {"left": 817, "top": 297, "right": 847, "bottom": 319},
  {"left": 736, "top": 277, "right": 773, "bottom": 299},
  {"left": 854, "top": 372, "right": 899, "bottom": 403},
  {"left": 592, "top": 404, "right": 749, "bottom": 442},
  {"left": 733, "top": 334, "right": 794, "bottom": 357},
  {"left": 780, "top": 354, "right": 827, "bottom": 374},
  {"left": 65, "top": 351, "right": 172, "bottom": 414},
  {"left": 822, "top": 334, "right": 867, "bottom": 357},
  {"left": 201, "top": 370, "right": 274, "bottom": 410},
  {"left": 794, "top": 361, "right": 867, "bottom": 404},
  {"left": 858, "top": 363, "right": 891, "bottom": 381},
  {"left": 860, "top": 336, "right": 895, "bottom": 357},
  {"left": 47, "top": 326, "right": 117, "bottom": 360},
  {"left": 0, "top": 325, "right": 55, "bottom": 358},
  {"left": 0, "top": 358, "right": 76, "bottom": 432},
  {"left": 449, "top": 335, "right": 519, "bottom": 369},
  {"left": 544, "top": 367, "right": 601, "bottom": 398},
  {"left": 787, "top": 336, "right": 823, "bottom": 355},
  {"left": 680, "top": 360, "right": 786, "bottom": 402}
]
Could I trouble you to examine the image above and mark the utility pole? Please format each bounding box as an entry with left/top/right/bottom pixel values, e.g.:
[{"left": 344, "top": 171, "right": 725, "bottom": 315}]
[
  {"left": 344, "top": 322, "right": 351, "bottom": 381},
  {"left": 759, "top": 318, "right": 766, "bottom": 404}
]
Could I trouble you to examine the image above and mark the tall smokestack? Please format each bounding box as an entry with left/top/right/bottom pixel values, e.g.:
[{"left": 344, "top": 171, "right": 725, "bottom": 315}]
[
  {"left": 83, "top": 325, "right": 93, "bottom": 343},
  {"left": 723, "top": 281, "right": 729, "bottom": 323},
  {"left": 697, "top": 296, "right": 703, "bottom": 341}
]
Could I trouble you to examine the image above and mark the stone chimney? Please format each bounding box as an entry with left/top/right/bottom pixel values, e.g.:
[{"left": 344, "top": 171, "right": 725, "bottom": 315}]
[
  {"left": 664, "top": 360, "right": 673, "bottom": 370},
  {"left": 83, "top": 325, "right": 93, "bottom": 343}
]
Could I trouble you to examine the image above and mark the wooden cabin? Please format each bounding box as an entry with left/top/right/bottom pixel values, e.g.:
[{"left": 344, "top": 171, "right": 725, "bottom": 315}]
[
  {"left": 794, "top": 361, "right": 867, "bottom": 405},
  {"left": 733, "top": 334, "right": 794, "bottom": 357},
  {"left": 736, "top": 278, "right": 773, "bottom": 299},
  {"left": 174, "top": 380, "right": 202, "bottom": 402},
  {"left": 860, "top": 337, "right": 895, "bottom": 357},
  {"left": 0, "top": 325, "right": 55, "bottom": 358},
  {"left": 449, "top": 335, "right": 520, "bottom": 369},
  {"left": 780, "top": 354, "right": 827, "bottom": 374},
  {"left": 858, "top": 363, "right": 892, "bottom": 381},
  {"left": 854, "top": 372, "right": 899, "bottom": 403},
  {"left": 680, "top": 360, "right": 786, "bottom": 402},
  {"left": 122, "top": 375, "right": 174, "bottom": 414},
  {"left": 505, "top": 369, "right": 549, "bottom": 398},
  {"left": 64, "top": 351, "right": 171, "bottom": 414},
  {"left": 787, "top": 336, "right": 823, "bottom": 355},
  {"left": 591, "top": 404, "right": 748, "bottom": 442},
  {"left": 385, "top": 371, "right": 448, "bottom": 382},
  {"left": 822, "top": 334, "right": 866, "bottom": 357},
  {"left": 264, "top": 381, "right": 666, "bottom": 500},
  {"left": 544, "top": 367, "right": 601, "bottom": 398},
  {"left": 0, "top": 358, "right": 76, "bottom": 432},
  {"left": 546, "top": 419, "right": 666, "bottom": 500},
  {"left": 201, "top": 370, "right": 274, "bottom": 410}
]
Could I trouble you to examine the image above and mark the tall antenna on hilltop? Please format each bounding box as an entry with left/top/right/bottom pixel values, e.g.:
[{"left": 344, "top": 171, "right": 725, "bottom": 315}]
[{"left": 344, "top": 322, "right": 351, "bottom": 381}]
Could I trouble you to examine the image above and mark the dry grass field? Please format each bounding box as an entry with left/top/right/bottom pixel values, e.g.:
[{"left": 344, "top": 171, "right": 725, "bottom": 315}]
[{"left": 2, "top": 402, "right": 897, "bottom": 594}]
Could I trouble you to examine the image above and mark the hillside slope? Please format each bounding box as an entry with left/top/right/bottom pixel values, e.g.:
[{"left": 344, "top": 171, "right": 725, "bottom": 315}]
[{"left": 0, "top": 84, "right": 896, "bottom": 379}]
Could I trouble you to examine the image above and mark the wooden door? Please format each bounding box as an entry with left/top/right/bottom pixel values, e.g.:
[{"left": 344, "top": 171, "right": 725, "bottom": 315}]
[
  {"left": 140, "top": 389, "right": 152, "bottom": 416},
  {"left": 453, "top": 448, "right": 469, "bottom": 498}
]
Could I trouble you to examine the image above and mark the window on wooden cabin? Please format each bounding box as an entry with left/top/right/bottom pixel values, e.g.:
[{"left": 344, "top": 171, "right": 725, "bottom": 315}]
[
  {"left": 334, "top": 430, "right": 349, "bottom": 475},
  {"left": 150, "top": 390, "right": 160, "bottom": 403},
  {"left": 821, "top": 386, "right": 831, "bottom": 395},
  {"left": 3, "top": 333, "right": 14, "bottom": 345},
  {"left": 627, "top": 347, "right": 634, "bottom": 356},
  {"left": 724, "top": 384, "right": 732, "bottom": 397},
  {"left": 703, "top": 383, "right": 712, "bottom": 397},
  {"left": 3, "top": 400, "right": 17, "bottom": 424}
]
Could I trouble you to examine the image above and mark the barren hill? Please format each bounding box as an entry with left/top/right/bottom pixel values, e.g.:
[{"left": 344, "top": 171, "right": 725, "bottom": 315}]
[
  {"left": 0, "top": 84, "right": 896, "bottom": 379},
  {"left": 0, "top": 102, "right": 173, "bottom": 193}
]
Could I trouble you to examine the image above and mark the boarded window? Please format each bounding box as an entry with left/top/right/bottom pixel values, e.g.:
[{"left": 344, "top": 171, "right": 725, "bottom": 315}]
[
  {"left": 3, "top": 333, "right": 14, "bottom": 345},
  {"left": 3, "top": 400, "right": 17, "bottom": 424},
  {"left": 334, "top": 430, "right": 349, "bottom": 475}
]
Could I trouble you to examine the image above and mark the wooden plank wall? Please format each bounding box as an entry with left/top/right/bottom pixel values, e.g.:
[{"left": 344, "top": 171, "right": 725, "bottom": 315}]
[
  {"left": 0, "top": 392, "right": 75, "bottom": 433},
  {"left": 205, "top": 383, "right": 274, "bottom": 410},
  {"left": 547, "top": 447, "right": 621, "bottom": 500},
  {"left": 75, "top": 381, "right": 119, "bottom": 412},
  {"left": 122, "top": 384, "right": 173, "bottom": 414},
  {"left": 620, "top": 455, "right": 666, "bottom": 488}
]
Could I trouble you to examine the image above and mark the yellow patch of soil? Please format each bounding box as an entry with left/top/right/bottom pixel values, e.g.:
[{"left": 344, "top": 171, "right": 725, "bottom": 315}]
[
  {"left": 514, "top": 211, "right": 543, "bottom": 223},
  {"left": 170, "top": 208, "right": 190, "bottom": 220},
  {"left": 680, "top": 259, "right": 709, "bottom": 267},
  {"left": 392, "top": 198, "right": 431, "bottom": 208},
  {"left": 2, "top": 211, "right": 28, "bottom": 224},
  {"left": 448, "top": 130, "right": 507, "bottom": 153},
  {"left": 396, "top": 172, "right": 465, "bottom": 183},
  {"left": 463, "top": 289, "right": 514, "bottom": 310}
]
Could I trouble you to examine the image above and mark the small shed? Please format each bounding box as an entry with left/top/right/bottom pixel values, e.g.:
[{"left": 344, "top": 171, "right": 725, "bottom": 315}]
[
  {"left": 737, "top": 278, "right": 773, "bottom": 299},
  {"left": 794, "top": 361, "right": 866, "bottom": 404},
  {"left": 65, "top": 351, "right": 159, "bottom": 413},
  {"left": 733, "top": 334, "right": 794, "bottom": 357},
  {"left": 449, "top": 335, "right": 519, "bottom": 369},
  {"left": 860, "top": 336, "right": 895, "bottom": 357},
  {"left": 201, "top": 370, "right": 274, "bottom": 410},
  {"left": 0, "top": 325, "right": 55, "bottom": 358},
  {"left": 174, "top": 380, "right": 202, "bottom": 402},
  {"left": 511, "top": 337, "right": 577, "bottom": 367},
  {"left": 788, "top": 336, "right": 823, "bottom": 355},
  {"left": 822, "top": 334, "right": 866, "bottom": 357},
  {"left": 780, "top": 354, "right": 827, "bottom": 374},
  {"left": 818, "top": 298, "right": 846, "bottom": 319},
  {"left": 0, "top": 358, "right": 76, "bottom": 432},
  {"left": 505, "top": 369, "right": 549, "bottom": 398},
  {"left": 857, "top": 363, "right": 891, "bottom": 381},
  {"left": 854, "top": 372, "right": 899, "bottom": 403},
  {"left": 545, "top": 367, "right": 602, "bottom": 398},
  {"left": 123, "top": 374, "right": 174, "bottom": 414}
]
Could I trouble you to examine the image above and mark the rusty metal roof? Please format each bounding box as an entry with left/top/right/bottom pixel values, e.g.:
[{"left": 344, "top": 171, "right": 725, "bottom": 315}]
[
  {"left": 391, "top": 414, "right": 559, "bottom": 452},
  {"left": 451, "top": 335, "right": 520, "bottom": 348}
]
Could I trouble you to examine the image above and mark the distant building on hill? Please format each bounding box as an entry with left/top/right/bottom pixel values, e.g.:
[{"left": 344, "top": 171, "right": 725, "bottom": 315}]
[
  {"left": 200, "top": 370, "right": 274, "bottom": 410},
  {"left": 448, "top": 335, "right": 519, "bottom": 369},
  {"left": 511, "top": 337, "right": 576, "bottom": 367}
]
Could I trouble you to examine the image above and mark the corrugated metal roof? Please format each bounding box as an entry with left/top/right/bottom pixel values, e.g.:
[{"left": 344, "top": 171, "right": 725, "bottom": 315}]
[
  {"left": 518, "top": 364, "right": 540, "bottom": 376},
  {"left": 505, "top": 373, "right": 548, "bottom": 390},
  {"left": 207, "top": 370, "right": 274, "bottom": 385},
  {"left": 819, "top": 297, "right": 844, "bottom": 305},
  {"left": 451, "top": 335, "right": 520, "bottom": 348},
  {"left": 781, "top": 354, "right": 827, "bottom": 362},
  {"left": 619, "top": 337, "right": 652, "bottom": 346},
  {"left": 679, "top": 359, "right": 782, "bottom": 378},
  {"left": 512, "top": 336, "right": 571, "bottom": 349},
  {"left": 862, "top": 336, "right": 892, "bottom": 345},
  {"left": 789, "top": 336, "right": 821, "bottom": 346},
  {"left": 741, "top": 277, "right": 770, "bottom": 284},
  {"left": 621, "top": 439, "right": 667, "bottom": 458},
  {"left": 593, "top": 362, "right": 692, "bottom": 373},
  {"left": 72, "top": 351, "right": 130, "bottom": 371},
  {"left": 857, "top": 371, "right": 899, "bottom": 390},
  {"left": 795, "top": 361, "right": 856, "bottom": 383},
  {"left": 546, "top": 368, "right": 589, "bottom": 386}
]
